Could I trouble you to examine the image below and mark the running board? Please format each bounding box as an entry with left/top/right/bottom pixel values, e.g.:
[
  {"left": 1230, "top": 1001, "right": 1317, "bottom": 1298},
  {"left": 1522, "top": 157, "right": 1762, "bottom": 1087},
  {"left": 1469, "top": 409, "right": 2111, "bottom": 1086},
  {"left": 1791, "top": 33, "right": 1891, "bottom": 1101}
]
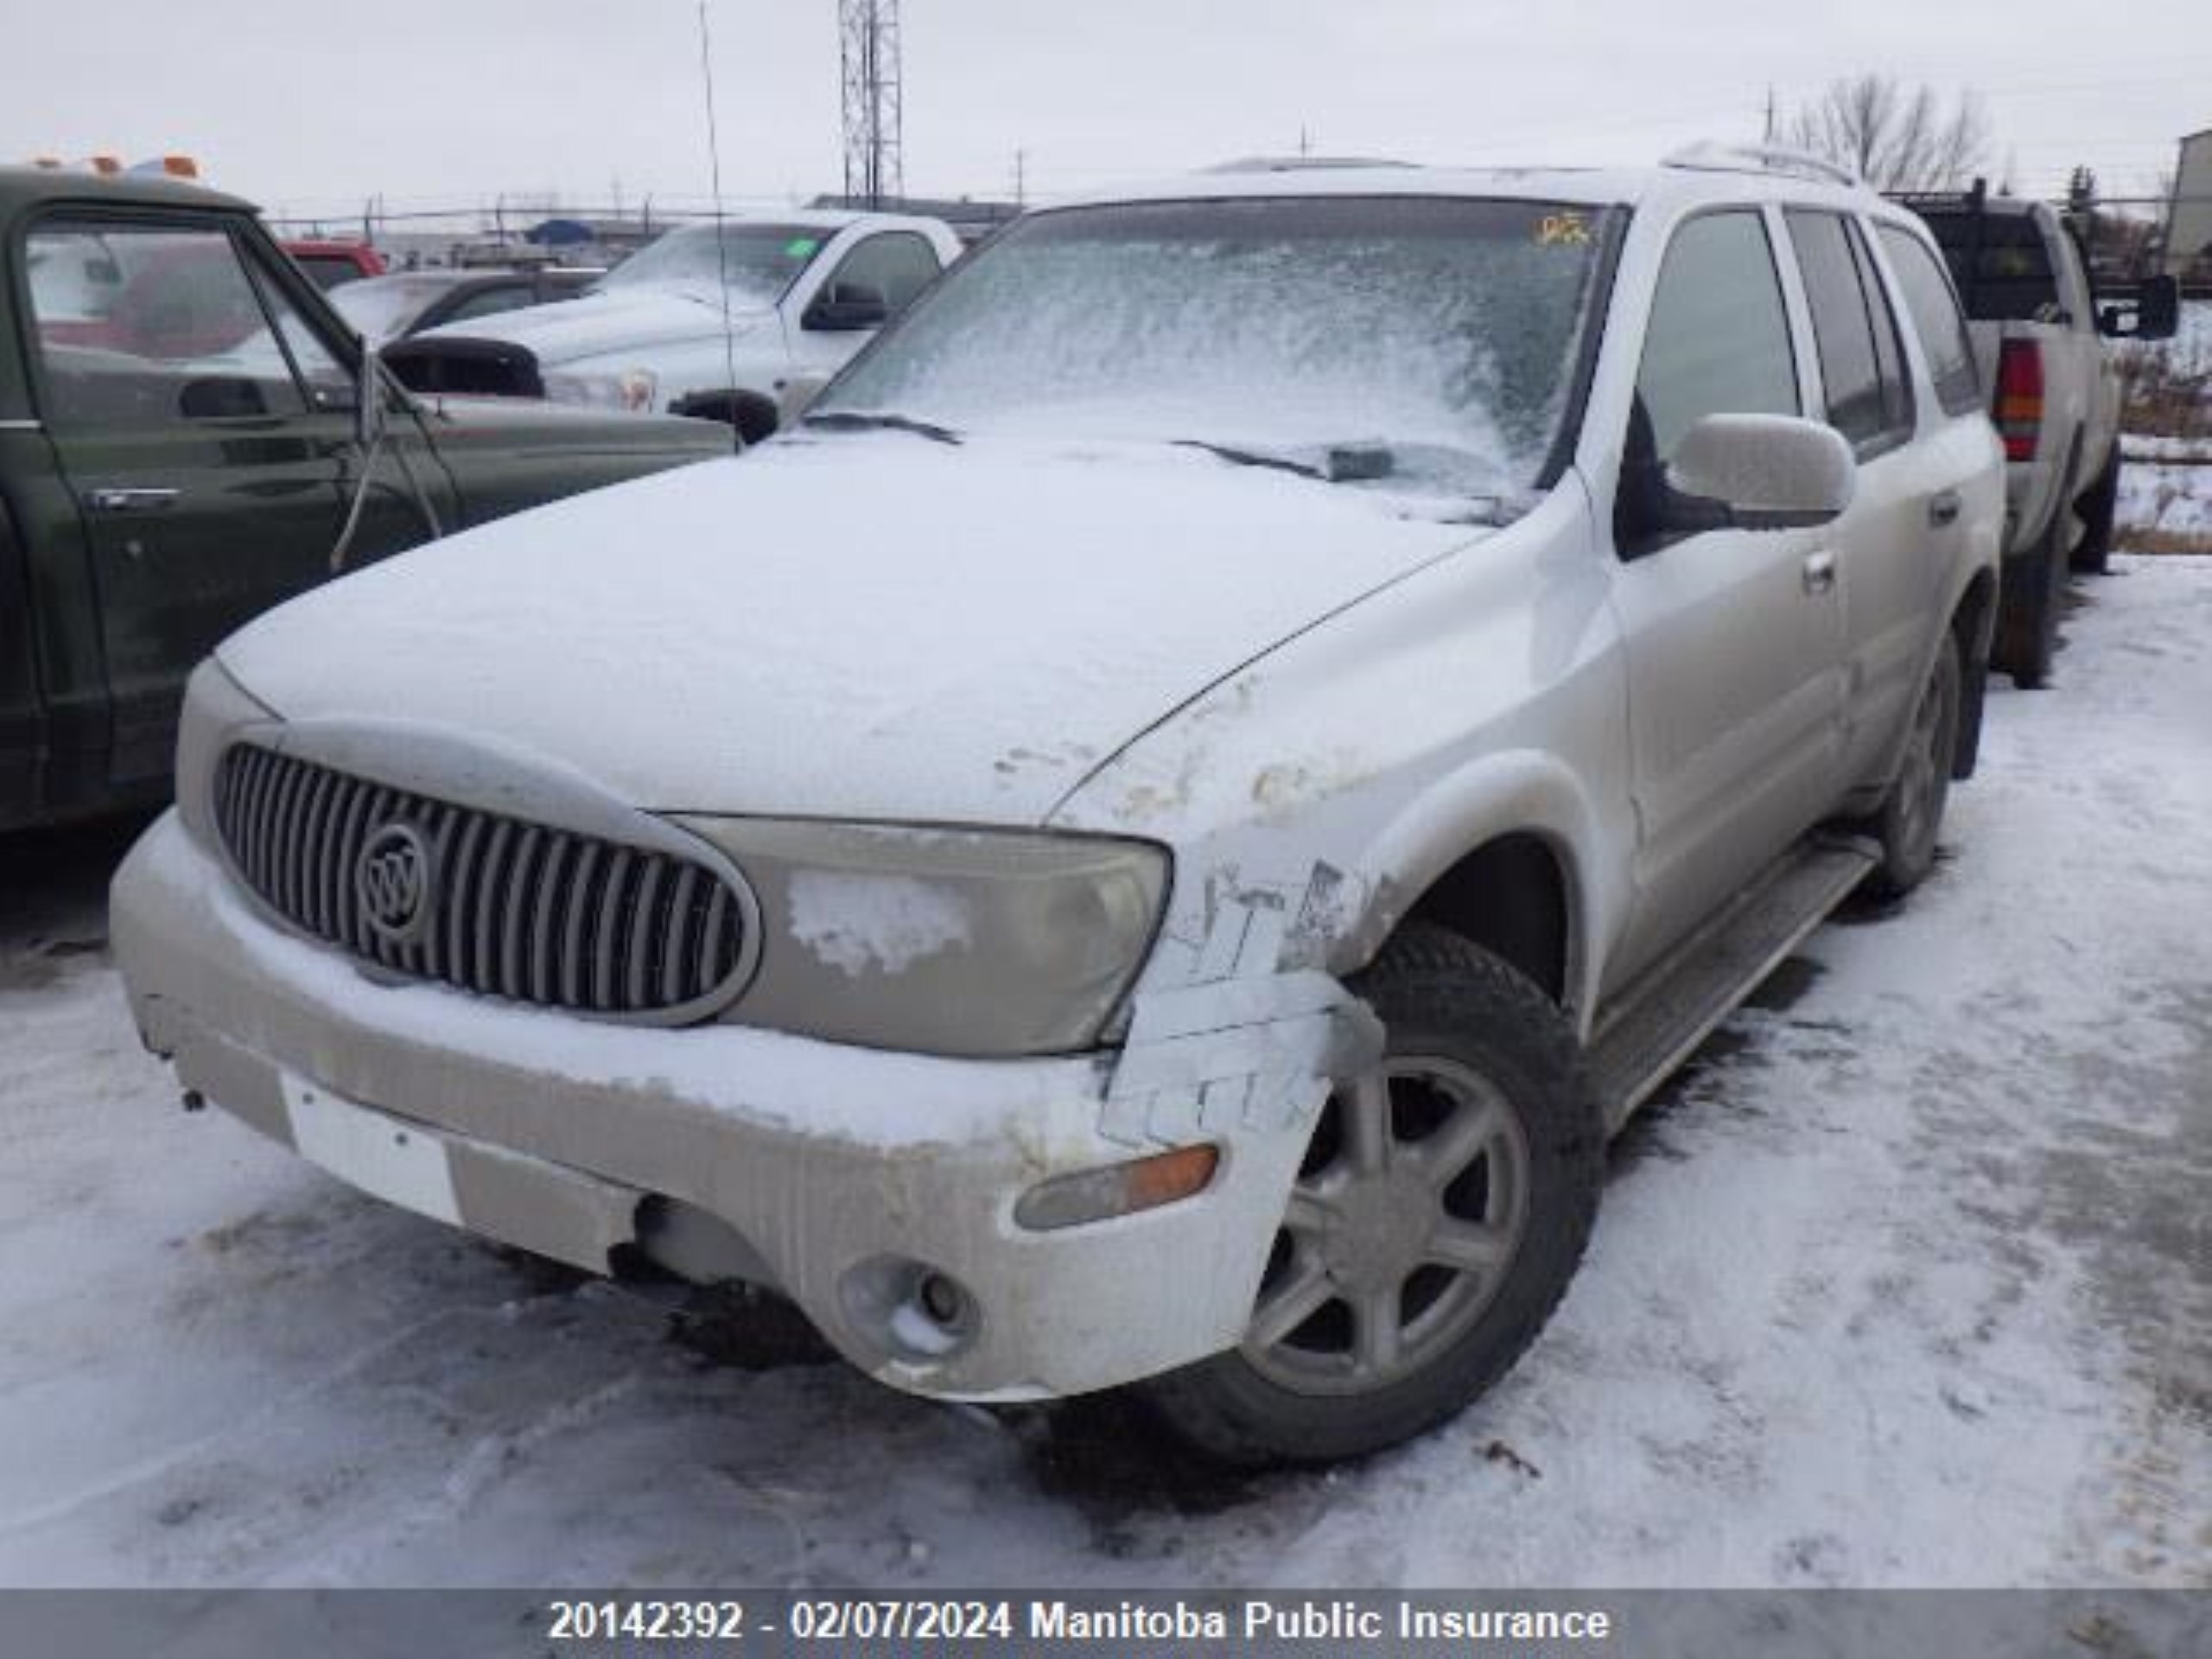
[{"left": 1587, "top": 837, "right": 1878, "bottom": 1135}]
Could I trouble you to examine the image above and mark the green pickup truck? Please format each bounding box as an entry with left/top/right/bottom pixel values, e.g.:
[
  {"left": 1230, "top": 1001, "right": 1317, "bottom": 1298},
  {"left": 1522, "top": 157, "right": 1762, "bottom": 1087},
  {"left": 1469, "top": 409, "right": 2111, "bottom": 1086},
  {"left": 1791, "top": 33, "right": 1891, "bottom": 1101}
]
[{"left": 1, "top": 167, "right": 728, "bottom": 833}]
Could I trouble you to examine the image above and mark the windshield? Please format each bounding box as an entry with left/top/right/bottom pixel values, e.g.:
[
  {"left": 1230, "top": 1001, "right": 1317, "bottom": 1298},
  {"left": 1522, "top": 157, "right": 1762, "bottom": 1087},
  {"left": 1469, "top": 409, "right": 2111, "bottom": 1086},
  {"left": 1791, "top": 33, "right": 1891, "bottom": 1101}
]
[
  {"left": 816, "top": 196, "right": 1617, "bottom": 499},
  {"left": 597, "top": 222, "right": 836, "bottom": 305}
]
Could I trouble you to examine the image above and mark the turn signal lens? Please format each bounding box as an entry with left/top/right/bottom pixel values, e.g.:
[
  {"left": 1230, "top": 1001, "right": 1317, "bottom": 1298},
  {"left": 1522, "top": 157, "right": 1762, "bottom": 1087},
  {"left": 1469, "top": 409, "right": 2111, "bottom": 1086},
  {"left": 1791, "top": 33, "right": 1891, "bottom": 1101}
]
[{"left": 1014, "top": 1145, "right": 1221, "bottom": 1233}]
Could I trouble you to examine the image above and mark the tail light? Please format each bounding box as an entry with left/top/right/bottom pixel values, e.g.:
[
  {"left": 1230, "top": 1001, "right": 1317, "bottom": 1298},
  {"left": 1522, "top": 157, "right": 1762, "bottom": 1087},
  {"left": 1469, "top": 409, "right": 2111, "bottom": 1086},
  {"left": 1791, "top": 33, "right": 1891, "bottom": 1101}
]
[{"left": 1994, "top": 340, "right": 2044, "bottom": 463}]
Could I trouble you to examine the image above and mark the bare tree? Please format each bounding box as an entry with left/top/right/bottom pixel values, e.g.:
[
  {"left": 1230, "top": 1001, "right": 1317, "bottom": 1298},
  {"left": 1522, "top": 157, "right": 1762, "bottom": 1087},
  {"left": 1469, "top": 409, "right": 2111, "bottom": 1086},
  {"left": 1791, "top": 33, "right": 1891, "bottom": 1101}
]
[{"left": 1783, "top": 75, "right": 1991, "bottom": 191}]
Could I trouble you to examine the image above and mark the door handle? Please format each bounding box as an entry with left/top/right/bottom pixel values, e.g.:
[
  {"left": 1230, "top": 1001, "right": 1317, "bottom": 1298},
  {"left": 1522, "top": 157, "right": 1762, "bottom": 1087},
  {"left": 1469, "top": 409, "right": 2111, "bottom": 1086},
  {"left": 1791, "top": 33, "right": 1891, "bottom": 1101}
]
[
  {"left": 1802, "top": 549, "right": 1838, "bottom": 597},
  {"left": 87, "top": 487, "right": 181, "bottom": 516},
  {"left": 1928, "top": 491, "right": 1963, "bottom": 529}
]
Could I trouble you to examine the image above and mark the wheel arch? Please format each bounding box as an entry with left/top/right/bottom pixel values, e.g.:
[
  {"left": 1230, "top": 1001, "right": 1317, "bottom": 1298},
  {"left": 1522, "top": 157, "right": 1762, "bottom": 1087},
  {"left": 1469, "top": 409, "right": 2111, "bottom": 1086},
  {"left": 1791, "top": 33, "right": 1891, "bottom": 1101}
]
[{"left": 1338, "top": 753, "right": 1618, "bottom": 1032}]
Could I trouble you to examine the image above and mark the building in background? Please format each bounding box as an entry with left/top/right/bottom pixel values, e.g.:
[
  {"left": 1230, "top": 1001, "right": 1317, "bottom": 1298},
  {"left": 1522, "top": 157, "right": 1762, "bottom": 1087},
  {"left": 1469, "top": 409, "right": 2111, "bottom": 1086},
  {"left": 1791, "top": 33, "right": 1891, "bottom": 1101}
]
[{"left": 2167, "top": 126, "right": 2212, "bottom": 283}]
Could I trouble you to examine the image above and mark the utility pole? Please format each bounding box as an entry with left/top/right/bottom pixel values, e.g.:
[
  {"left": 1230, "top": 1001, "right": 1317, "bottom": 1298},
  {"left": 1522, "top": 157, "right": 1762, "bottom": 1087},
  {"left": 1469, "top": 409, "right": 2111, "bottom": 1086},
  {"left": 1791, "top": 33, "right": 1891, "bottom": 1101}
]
[
  {"left": 1013, "top": 147, "right": 1027, "bottom": 207},
  {"left": 1762, "top": 86, "right": 1777, "bottom": 145},
  {"left": 840, "top": 0, "right": 904, "bottom": 210}
]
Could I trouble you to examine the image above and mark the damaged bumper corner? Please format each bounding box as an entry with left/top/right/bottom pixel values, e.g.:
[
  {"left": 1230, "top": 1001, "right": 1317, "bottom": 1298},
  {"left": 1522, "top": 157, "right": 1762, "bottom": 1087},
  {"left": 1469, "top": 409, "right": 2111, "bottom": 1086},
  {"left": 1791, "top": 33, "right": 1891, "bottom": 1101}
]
[{"left": 111, "top": 812, "right": 1373, "bottom": 1404}]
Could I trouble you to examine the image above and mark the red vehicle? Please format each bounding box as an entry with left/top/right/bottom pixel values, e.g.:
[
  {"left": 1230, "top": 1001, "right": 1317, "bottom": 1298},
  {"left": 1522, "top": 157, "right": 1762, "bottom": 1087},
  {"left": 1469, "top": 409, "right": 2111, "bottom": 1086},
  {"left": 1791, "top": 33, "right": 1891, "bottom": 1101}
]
[{"left": 280, "top": 239, "right": 387, "bottom": 290}]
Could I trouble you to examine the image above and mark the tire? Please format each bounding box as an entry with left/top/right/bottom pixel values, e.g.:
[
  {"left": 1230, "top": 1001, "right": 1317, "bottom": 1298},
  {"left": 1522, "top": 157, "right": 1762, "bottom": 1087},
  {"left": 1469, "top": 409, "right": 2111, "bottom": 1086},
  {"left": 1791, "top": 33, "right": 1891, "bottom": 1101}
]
[
  {"left": 1994, "top": 497, "right": 2069, "bottom": 690},
  {"left": 1133, "top": 924, "right": 1604, "bottom": 1467},
  {"left": 1860, "top": 630, "right": 1961, "bottom": 901},
  {"left": 2070, "top": 445, "right": 2120, "bottom": 576}
]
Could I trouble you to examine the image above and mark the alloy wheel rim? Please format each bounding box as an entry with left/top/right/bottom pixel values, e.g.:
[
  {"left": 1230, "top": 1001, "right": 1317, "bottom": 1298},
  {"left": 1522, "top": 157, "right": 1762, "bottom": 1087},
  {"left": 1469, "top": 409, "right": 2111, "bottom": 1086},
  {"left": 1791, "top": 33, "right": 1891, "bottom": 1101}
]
[{"left": 1242, "top": 1055, "right": 1532, "bottom": 1396}]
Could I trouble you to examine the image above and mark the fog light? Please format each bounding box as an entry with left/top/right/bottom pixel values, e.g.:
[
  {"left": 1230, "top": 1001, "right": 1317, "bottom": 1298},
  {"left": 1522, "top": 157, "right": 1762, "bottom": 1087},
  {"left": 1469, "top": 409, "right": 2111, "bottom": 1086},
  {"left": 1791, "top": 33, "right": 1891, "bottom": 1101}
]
[{"left": 1014, "top": 1144, "right": 1221, "bottom": 1233}]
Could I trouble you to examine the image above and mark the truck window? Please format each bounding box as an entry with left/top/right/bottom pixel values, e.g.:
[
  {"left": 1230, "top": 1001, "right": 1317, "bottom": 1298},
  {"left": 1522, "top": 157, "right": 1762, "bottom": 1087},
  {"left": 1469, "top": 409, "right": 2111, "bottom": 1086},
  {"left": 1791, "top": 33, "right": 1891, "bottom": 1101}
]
[
  {"left": 238, "top": 248, "right": 359, "bottom": 411},
  {"left": 826, "top": 232, "right": 943, "bottom": 315},
  {"left": 1635, "top": 210, "right": 1800, "bottom": 460},
  {"left": 1876, "top": 224, "right": 1983, "bottom": 416},
  {"left": 26, "top": 222, "right": 314, "bottom": 426},
  {"left": 1784, "top": 210, "right": 1912, "bottom": 455},
  {"left": 1921, "top": 213, "right": 2058, "bottom": 323}
]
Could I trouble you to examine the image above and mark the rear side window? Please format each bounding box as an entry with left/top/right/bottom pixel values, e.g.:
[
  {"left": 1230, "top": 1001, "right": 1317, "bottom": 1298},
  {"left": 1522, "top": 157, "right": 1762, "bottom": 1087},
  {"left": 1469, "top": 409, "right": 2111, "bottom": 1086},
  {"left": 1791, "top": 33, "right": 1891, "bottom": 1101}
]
[
  {"left": 1635, "top": 210, "right": 1799, "bottom": 460},
  {"left": 1878, "top": 224, "right": 1982, "bottom": 416},
  {"left": 1785, "top": 210, "right": 1913, "bottom": 455}
]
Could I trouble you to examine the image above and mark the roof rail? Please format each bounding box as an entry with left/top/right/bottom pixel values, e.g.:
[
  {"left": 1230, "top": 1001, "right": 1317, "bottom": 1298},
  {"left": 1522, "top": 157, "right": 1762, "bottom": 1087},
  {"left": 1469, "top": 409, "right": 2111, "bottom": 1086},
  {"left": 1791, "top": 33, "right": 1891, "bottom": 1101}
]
[{"left": 1662, "top": 141, "right": 1861, "bottom": 189}]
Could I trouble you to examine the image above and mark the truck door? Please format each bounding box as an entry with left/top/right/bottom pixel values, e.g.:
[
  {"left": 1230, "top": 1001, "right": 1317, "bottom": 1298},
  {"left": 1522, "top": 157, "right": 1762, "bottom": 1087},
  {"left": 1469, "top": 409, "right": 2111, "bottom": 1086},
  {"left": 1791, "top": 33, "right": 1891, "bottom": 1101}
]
[
  {"left": 23, "top": 214, "right": 438, "bottom": 786},
  {"left": 1605, "top": 207, "right": 1851, "bottom": 982}
]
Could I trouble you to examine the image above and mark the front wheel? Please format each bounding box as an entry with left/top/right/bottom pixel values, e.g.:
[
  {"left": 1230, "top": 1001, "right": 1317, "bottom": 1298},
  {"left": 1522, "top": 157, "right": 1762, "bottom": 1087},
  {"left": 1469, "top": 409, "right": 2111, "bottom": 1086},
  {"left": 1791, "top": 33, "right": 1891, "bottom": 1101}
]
[{"left": 1133, "top": 925, "right": 1603, "bottom": 1466}]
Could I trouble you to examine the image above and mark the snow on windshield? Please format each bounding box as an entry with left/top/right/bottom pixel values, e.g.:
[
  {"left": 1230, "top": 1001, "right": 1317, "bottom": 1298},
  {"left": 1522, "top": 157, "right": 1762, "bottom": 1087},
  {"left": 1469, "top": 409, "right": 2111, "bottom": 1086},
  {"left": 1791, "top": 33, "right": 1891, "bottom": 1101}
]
[
  {"left": 598, "top": 223, "right": 833, "bottom": 305},
  {"left": 820, "top": 197, "right": 1614, "bottom": 496}
]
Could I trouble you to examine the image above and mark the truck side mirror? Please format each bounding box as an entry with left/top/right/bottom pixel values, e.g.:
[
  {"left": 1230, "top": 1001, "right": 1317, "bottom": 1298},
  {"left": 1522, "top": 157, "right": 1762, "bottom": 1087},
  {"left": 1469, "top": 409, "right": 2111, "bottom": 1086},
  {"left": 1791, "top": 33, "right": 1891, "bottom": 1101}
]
[
  {"left": 2098, "top": 275, "right": 2181, "bottom": 342},
  {"left": 804, "top": 282, "right": 892, "bottom": 333}
]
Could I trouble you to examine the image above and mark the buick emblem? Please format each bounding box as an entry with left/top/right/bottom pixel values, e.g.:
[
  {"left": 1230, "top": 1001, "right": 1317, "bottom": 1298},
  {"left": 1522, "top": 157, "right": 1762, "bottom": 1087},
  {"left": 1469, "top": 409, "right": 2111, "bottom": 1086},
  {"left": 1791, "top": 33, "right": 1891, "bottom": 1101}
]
[{"left": 356, "top": 823, "right": 435, "bottom": 947}]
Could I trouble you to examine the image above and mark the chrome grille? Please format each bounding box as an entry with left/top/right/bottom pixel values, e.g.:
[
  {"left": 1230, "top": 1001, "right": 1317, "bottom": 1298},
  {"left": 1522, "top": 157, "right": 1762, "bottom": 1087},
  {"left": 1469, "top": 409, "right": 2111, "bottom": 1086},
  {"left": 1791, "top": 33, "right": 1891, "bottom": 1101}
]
[{"left": 213, "top": 745, "right": 750, "bottom": 1020}]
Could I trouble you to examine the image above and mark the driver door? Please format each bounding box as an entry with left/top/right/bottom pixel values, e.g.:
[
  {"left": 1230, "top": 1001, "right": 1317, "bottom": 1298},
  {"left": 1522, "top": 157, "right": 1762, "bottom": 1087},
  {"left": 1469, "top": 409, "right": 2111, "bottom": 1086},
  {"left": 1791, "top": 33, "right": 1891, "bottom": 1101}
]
[
  {"left": 26, "top": 214, "right": 430, "bottom": 785},
  {"left": 1605, "top": 207, "right": 1852, "bottom": 985}
]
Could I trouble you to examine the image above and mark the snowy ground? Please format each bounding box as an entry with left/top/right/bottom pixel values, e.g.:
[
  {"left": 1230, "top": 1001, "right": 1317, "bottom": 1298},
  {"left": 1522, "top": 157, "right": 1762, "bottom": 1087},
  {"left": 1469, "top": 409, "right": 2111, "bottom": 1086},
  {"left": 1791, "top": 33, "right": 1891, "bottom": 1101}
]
[{"left": 1, "top": 559, "right": 2207, "bottom": 1591}]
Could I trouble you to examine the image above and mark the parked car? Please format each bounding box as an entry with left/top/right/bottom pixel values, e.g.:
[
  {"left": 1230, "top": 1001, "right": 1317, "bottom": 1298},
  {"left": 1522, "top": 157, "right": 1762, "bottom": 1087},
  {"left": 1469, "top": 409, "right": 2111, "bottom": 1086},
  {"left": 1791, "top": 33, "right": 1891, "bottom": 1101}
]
[
  {"left": 115, "top": 147, "right": 2002, "bottom": 1465},
  {"left": 1901, "top": 184, "right": 2180, "bottom": 685},
  {"left": 0, "top": 165, "right": 731, "bottom": 832},
  {"left": 280, "top": 239, "right": 389, "bottom": 290},
  {"left": 384, "top": 210, "right": 965, "bottom": 442},
  {"left": 330, "top": 268, "right": 599, "bottom": 346}
]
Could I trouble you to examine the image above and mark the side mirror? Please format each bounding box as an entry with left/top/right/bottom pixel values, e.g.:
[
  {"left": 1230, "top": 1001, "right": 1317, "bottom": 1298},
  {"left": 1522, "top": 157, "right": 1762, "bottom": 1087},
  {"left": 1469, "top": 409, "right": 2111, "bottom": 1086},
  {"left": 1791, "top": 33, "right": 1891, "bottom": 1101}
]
[
  {"left": 354, "top": 340, "right": 387, "bottom": 448},
  {"left": 2099, "top": 274, "right": 2181, "bottom": 341},
  {"left": 804, "top": 281, "right": 892, "bottom": 333},
  {"left": 1662, "top": 414, "right": 1857, "bottom": 533}
]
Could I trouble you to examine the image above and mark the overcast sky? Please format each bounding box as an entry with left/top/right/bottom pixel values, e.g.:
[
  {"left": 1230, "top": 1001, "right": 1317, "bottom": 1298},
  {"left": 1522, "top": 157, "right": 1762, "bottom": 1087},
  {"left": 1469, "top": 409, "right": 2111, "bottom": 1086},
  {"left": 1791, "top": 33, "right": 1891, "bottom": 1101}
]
[{"left": 8, "top": 0, "right": 2205, "bottom": 222}]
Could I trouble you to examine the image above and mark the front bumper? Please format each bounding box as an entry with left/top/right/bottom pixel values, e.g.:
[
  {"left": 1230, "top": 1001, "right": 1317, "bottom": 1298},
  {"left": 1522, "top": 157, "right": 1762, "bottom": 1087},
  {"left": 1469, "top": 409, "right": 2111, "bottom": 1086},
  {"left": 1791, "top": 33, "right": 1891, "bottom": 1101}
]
[{"left": 112, "top": 812, "right": 1328, "bottom": 1402}]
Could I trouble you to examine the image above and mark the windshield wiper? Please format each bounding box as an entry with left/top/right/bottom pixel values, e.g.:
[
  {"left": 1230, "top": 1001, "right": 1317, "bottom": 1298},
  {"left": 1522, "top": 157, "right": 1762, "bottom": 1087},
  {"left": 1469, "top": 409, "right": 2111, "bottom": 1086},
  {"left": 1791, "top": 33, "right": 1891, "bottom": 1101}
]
[
  {"left": 803, "top": 410, "right": 963, "bottom": 445},
  {"left": 1174, "top": 437, "right": 1395, "bottom": 484}
]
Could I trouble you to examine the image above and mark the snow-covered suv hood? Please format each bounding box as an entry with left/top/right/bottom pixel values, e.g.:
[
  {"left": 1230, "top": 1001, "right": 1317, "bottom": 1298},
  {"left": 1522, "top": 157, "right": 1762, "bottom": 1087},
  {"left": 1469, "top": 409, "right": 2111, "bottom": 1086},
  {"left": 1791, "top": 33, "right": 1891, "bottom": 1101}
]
[
  {"left": 413, "top": 283, "right": 771, "bottom": 365},
  {"left": 217, "top": 435, "right": 1481, "bottom": 825}
]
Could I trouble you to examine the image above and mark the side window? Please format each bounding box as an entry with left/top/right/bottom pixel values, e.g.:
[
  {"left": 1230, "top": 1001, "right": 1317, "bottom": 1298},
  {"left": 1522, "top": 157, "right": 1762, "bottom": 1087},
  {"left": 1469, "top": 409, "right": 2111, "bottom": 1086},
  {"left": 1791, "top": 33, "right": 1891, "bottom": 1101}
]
[
  {"left": 239, "top": 248, "right": 356, "bottom": 411},
  {"left": 442, "top": 283, "right": 533, "bottom": 325},
  {"left": 1847, "top": 219, "right": 1916, "bottom": 439},
  {"left": 25, "top": 221, "right": 309, "bottom": 425},
  {"left": 827, "top": 232, "right": 943, "bottom": 315},
  {"left": 1877, "top": 224, "right": 1982, "bottom": 417},
  {"left": 1634, "top": 211, "right": 1799, "bottom": 461},
  {"left": 1786, "top": 209, "right": 1912, "bottom": 454}
]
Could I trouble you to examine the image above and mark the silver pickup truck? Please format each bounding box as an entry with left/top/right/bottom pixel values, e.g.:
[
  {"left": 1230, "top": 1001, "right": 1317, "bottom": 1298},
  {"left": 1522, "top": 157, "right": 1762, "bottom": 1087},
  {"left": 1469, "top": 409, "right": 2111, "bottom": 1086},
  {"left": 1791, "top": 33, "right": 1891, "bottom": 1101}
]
[
  {"left": 1903, "top": 187, "right": 2180, "bottom": 686},
  {"left": 115, "top": 147, "right": 2005, "bottom": 1465}
]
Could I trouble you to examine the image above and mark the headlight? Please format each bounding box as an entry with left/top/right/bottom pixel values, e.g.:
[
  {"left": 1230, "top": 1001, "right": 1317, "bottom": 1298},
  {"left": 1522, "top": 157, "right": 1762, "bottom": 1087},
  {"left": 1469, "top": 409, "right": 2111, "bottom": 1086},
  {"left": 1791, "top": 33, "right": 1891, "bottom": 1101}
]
[
  {"left": 175, "top": 656, "right": 280, "bottom": 851},
  {"left": 543, "top": 365, "right": 659, "bottom": 412},
  {"left": 673, "top": 818, "right": 1170, "bottom": 1058}
]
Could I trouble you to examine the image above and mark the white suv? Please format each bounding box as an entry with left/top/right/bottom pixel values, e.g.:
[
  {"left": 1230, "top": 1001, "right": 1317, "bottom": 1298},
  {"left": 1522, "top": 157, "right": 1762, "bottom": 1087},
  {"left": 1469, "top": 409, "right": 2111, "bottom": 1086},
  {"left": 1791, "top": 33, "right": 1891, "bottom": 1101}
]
[
  {"left": 115, "top": 146, "right": 2002, "bottom": 1464},
  {"left": 385, "top": 209, "right": 965, "bottom": 441}
]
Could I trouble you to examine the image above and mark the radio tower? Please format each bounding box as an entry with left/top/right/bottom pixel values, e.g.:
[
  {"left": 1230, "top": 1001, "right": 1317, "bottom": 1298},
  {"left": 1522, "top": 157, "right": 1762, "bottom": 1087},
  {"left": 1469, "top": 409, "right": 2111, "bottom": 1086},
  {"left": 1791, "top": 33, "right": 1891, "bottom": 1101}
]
[{"left": 840, "top": 0, "right": 903, "bottom": 209}]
